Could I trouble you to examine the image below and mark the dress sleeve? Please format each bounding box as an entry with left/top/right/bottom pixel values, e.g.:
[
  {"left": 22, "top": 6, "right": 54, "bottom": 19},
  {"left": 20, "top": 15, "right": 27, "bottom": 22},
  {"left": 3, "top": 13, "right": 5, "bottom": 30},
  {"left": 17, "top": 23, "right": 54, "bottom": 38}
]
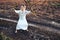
[
  {"left": 26, "top": 10, "right": 31, "bottom": 14},
  {"left": 14, "top": 10, "right": 20, "bottom": 14}
]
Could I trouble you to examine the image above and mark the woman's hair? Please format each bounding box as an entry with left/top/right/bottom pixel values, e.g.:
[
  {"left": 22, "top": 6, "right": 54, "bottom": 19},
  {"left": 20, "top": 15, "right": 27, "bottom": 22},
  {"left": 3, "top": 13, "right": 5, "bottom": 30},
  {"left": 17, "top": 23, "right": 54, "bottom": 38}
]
[
  {"left": 20, "top": 3, "right": 30, "bottom": 11},
  {"left": 20, "top": 4, "right": 26, "bottom": 10},
  {"left": 20, "top": 3, "right": 26, "bottom": 7}
]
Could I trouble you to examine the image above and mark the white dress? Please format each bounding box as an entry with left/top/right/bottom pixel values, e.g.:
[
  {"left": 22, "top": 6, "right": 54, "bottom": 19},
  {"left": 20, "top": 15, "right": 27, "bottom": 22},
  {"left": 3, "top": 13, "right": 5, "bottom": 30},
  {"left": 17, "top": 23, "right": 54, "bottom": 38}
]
[{"left": 15, "top": 10, "right": 30, "bottom": 30}]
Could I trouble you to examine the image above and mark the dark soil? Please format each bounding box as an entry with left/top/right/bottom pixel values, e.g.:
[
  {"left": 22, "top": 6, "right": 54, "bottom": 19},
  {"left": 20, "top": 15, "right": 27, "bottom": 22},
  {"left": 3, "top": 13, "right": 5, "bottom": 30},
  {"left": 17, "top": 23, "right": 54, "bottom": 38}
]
[{"left": 0, "top": 1, "right": 60, "bottom": 40}]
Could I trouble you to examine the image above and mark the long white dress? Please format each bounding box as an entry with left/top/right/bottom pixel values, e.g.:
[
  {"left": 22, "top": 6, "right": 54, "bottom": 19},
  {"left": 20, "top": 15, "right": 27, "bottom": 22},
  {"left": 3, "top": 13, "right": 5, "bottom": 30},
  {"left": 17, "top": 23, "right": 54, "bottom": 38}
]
[{"left": 15, "top": 10, "right": 30, "bottom": 30}]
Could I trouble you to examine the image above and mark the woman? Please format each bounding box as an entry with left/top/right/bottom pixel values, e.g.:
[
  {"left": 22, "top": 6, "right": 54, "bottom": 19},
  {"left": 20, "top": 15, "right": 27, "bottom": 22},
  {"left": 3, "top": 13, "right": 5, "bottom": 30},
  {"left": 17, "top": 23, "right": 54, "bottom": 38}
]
[{"left": 14, "top": 5, "right": 31, "bottom": 33}]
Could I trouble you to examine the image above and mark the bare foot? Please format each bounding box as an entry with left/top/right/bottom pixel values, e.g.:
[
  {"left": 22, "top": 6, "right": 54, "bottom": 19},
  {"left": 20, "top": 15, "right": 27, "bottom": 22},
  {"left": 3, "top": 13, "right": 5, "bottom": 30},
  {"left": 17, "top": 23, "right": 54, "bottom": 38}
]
[
  {"left": 26, "top": 29, "right": 29, "bottom": 31},
  {"left": 15, "top": 30, "right": 17, "bottom": 33}
]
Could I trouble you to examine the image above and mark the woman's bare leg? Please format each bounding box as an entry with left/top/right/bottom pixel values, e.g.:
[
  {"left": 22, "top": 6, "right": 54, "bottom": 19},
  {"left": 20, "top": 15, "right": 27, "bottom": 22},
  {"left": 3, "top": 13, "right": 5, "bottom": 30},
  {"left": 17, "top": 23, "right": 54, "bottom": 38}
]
[
  {"left": 26, "top": 29, "right": 29, "bottom": 31},
  {"left": 26, "top": 27, "right": 29, "bottom": 31},
  {"left": 15, "top": 30, "right": 17, "bottom": 33}
]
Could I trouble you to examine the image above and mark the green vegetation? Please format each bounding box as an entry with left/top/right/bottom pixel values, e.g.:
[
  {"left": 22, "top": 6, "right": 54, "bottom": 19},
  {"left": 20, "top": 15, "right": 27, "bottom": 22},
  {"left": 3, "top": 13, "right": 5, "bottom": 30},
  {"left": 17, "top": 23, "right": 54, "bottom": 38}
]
[{"left": 0, "top": 32, "right": 13, "bottom": 40}]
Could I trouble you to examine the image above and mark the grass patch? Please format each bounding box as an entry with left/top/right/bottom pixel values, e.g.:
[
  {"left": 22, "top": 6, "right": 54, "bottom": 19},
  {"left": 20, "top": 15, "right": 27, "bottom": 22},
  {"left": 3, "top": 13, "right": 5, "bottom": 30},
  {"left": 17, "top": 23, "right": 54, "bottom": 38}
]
[{"left": 0, "top": 32, "right": 13, "bottom": 40}]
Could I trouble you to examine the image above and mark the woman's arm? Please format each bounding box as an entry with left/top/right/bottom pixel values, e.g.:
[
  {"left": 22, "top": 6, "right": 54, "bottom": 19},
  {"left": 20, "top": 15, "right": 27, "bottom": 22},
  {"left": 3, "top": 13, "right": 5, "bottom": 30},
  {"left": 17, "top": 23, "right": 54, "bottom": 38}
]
[
  {"left": 26, "top": 10, "right": 31, "bottom": 14},
  {"left": 12, "top": 8, "right": 20, "bottom": 13}
]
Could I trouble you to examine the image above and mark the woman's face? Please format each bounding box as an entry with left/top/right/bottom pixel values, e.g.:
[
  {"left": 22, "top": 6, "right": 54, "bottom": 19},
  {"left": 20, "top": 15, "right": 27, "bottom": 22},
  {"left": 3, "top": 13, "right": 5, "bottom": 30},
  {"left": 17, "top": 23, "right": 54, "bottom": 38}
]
[{"left": 20, "top": 5, "right": 26, "bottom": 11}]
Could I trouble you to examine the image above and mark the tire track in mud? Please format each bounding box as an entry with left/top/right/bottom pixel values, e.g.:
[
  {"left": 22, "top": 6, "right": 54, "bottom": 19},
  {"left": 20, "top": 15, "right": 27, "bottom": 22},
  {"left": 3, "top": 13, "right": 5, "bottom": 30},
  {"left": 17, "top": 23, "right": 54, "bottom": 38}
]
[{"left": 0, "top": 18, "right": 60, "bottom": 35}]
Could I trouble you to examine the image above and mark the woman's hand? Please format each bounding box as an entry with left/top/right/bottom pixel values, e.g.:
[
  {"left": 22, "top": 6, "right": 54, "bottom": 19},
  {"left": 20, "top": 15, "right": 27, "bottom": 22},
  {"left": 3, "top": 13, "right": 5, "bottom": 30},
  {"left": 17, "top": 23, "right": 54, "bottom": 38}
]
[{"left": 12, "top": 8, "right": 15, "bottom": 10}]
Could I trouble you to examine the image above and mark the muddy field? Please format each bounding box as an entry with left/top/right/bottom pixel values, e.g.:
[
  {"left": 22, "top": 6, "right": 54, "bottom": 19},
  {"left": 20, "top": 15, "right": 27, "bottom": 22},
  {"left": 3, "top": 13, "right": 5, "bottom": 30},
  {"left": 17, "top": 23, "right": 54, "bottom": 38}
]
[{"left": 0, "top": 1, "right": 60, "bottom": 40}]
